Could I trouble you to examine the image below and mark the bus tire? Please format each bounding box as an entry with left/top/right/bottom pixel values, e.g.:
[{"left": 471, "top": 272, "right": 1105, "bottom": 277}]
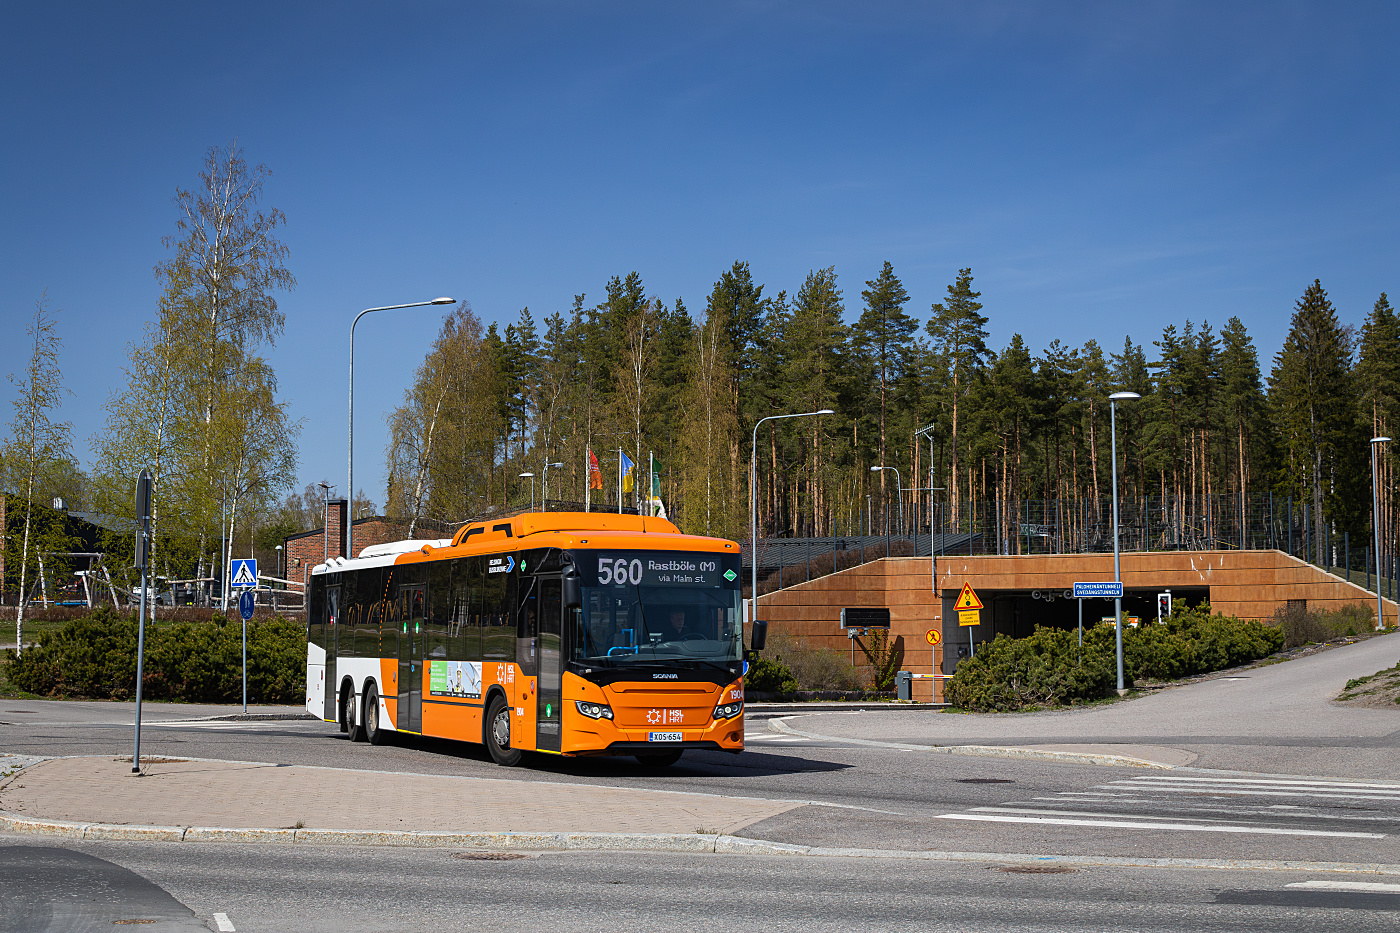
[
  {"left": 344, "top": 686, "right": 365, "bottom": 742},
  {"left": 484, "top": 693, "right": 522, "bottom": 767},
  {"left": 635, "top": 750, "right": 683, "bottom": 768},
  {"left": 364, "top": 684, "right": 389, "bottom": 746}
]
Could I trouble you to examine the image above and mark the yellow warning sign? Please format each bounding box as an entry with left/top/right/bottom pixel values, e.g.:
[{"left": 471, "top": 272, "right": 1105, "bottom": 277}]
[
  {"left": 925, "top": 629, "right": 941, "bottom": 645},
  {"left": 958, "top": 609, "right": 980, "bottom": 626},
  {"left": 954, "top": 582, "right": 983, "bottom": 611}
]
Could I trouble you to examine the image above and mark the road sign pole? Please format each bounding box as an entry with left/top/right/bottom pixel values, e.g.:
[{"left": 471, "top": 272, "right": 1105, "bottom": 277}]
[
  {"left": 132, "top": 470, "right": 151, "bottom": 774},
  {"left": 242, "top": 610, "right": 248, "bottom": 714},
  {"left": 1078, "top": 597, "right": 1083, "bottom": 647}
]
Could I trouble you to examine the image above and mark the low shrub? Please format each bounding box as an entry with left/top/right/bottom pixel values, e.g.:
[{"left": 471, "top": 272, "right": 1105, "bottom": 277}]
[
  {"left": 766, "top": 632, "right": 868, "bottom": 691},
  {"left": 1274, "top": 602, "right": 1374, "bottom": 648},
  {"left": 947, "top": 606, "right": 1284, "bottom": 712},
  {"left": 744, "top": 652, "right": 799, "bottom": 693},
  {"left": 2, "top": 607, "right": 306, "bottom": 704}
]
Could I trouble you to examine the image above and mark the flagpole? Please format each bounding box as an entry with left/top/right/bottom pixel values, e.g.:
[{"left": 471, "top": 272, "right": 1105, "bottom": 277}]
[
  {"left": 617, "top": 447, "right": 622, "bottom": 514},
  {"left": 585, "top": 446, "right": 590, "bottom": 512},
  {"left": 649, "top": 451, "right": 654, "bottom": 516}
]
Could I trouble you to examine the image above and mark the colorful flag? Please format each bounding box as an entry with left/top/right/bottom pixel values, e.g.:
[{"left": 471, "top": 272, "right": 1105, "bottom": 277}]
[
  {"left": 620, "top": 450, "right": 635, "bottom": 493},
  {"left": 651, "top": 454, "right": 662, "bottom": 496},
  {"left": 587, "top": 449, "right": 603, "bottom": 490}
]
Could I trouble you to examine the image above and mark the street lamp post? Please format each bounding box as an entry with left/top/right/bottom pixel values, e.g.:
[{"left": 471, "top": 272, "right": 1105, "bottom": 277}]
[
  {"left": 750, "top": 409, "right": 833, "bottom": 638},
  {"left": 870, "top": 466, "right": 903, "bottom": 536},
  {"left": 519, "top": 472, "right": 536, "bottom": 511},
  {"left": 316, "top": 482, "right": 334, "bottom": 565},
  {"left": 1109, "top": 391, "right": 1140, "bottom": 692},
  {"left": 541, "top": 461, "right": 564, "bottom": 511},
  {"left": 347, "top": 297, "right": 455, "bottom": 561},
  {"left": 1372, "top": 436, "right": 1391, "bottom": 630}
]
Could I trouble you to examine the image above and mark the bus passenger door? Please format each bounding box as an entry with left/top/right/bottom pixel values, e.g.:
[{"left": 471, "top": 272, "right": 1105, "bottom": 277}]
[
  {"left": 397, "top": 584, "right": 425, "bottom": 733},
  {"left": 536, "top": 577, "right": 563, "bottom": 752},
  {"left": 322, "top": 584, "right": 340, "bottom": 722}
]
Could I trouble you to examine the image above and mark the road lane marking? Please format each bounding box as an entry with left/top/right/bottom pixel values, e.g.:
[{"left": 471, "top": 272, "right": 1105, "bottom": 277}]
[
  {"left": 213, "top": 913, "right": 236, "bottom": 931},
  {"left": 1119, "top": 776, "right": 1400, "bottom": 792},
  {"left": 1112, "top": 785, "right": 1400, "bottom": 804},
  {"left": 1286, "top": 880, "right": 1400, "bottom": 893},
  {"left": 974, "top": 805, "right": 1395, "bottom": 826},
  {"left": 935, "top": 812, "right": 1384, "bottom": 838}
]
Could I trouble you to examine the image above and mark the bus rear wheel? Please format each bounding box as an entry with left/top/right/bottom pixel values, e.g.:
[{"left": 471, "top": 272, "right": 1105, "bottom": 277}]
[
  {"left": 344, "top": 687, "right": 365, "bottom": 742},
  {"left": 364, "top": 685, "right": 389, "bottom": 745},
  {"left": 635, "top": 750, "right": 683, "bottom": 768},
  {"left": 484, "top": 694, "right": 522, "bottom": 767}
]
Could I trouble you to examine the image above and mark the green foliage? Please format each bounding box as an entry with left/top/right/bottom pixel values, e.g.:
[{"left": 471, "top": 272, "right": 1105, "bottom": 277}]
[
  {"left": 766, "top": 633, "right": 867, "bottom": 692},
  {"left": 3, "top": 606, "right": 306, "bottom": 704},
  {"left": 743, "top": 651, "right": 798, "bottom": 694},
  {"left": 856, "top": 628, "right": 903, "bottom": 691},
  {"left": 1274, "top": 602, "right": 1374, "bottom": 648},
  {"left": 947, "top": 608, "right": 1283, "bottom": 712}
]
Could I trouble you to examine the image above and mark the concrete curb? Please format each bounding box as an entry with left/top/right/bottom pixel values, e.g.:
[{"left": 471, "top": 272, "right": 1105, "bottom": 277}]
[
  {"left": 766, "top": 718, "right": 1175, "bottom": 769},
  {"left": 2, "top": 809, "right": 1398, "bottom": 875}
]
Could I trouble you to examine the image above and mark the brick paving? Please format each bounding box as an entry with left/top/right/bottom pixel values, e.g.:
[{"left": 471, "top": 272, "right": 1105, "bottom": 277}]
[{"left": 0, "top": 756, "right": 799, "bottom": 836}]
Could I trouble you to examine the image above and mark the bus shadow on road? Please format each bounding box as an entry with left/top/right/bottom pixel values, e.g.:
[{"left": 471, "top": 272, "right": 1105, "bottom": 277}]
[{"left": 396, "top": 733, "right": 852, "bottom": 779}]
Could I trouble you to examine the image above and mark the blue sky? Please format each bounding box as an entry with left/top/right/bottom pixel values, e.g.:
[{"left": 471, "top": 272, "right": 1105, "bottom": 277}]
[{"left": 3, "top": 2, "right": 1398, "bottom": 508}]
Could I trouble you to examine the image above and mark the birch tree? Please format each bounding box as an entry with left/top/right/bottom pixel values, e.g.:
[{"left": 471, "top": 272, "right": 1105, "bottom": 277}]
[{"left": 6, "top": 295, "right": 72, "bottom": 651}]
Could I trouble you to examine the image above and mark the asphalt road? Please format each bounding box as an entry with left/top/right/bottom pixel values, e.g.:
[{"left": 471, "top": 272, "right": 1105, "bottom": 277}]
[
  {"left": 2, "top": 634, "right": 1397, "bottom": 929},
  {"left": 3, "top": 835, "right": 1399, "bottom": 933},
  {"left": 2, "top": 698, "right": 1399, "bottom": 866}
]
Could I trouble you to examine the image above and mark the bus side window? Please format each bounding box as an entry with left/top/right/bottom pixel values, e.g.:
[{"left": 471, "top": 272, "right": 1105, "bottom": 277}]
[{"left": 481, "top": 557, "right": 513, "bottom": 661}]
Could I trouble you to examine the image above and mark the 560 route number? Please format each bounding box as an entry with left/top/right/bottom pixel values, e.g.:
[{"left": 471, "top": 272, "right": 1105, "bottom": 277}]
[{"left": 598, "top": 558, "right": 643, "bottom": 586}]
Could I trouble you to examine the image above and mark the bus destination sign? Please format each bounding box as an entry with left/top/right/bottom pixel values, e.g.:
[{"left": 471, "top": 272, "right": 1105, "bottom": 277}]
[{"left": 589, "top": 553, "right": 735, "bottom": 588}]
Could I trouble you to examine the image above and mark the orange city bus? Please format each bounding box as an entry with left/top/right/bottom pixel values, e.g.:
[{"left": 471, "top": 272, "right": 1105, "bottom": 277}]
[{"left": 305, "top": 511, "right": 747, "bottom": 766}]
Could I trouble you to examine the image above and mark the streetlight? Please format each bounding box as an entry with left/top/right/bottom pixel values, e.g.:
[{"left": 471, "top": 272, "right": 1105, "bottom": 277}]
[
  {"left": 316, "top": 481, "right": 334, "bottom": 565},
  {"left": 1109, "top": 390, "right": 1140, "bottom": 692},
  {"left": 870, "top": 466, "right": 903, "bottom": 535},
  {"left": 1372, "top": 436, "right": 1391, "bottom": 630},
  {"left": 519, "top": 472, "right": 536, "bottom": 511},
  {"left": 541, "top": 461, "right": 564, "bottom": 511},
  {"left": 750, "top": 409, "right": 834, "bottom": 640},
  {"left": 347, "top": 297, "right": 455, "bottom": 560}
]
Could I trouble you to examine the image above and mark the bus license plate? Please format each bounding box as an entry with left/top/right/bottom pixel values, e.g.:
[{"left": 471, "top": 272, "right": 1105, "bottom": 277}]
[{"left": 648, "top": 732, "right": 683, "bottom": 742}]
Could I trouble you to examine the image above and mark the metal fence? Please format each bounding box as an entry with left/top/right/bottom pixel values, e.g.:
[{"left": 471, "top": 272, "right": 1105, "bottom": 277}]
[{"left": 742, "top": 494, "right": 1400, "bottom": 600}]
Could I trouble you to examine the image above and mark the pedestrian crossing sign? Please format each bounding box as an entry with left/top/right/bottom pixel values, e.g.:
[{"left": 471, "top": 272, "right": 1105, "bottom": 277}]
[{"left": 230, "top": 559, "right": 258, "bottom": 589}]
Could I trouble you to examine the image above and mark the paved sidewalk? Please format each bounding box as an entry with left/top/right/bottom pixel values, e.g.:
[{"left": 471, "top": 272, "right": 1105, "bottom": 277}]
[{"left": 0, "top": 755, "right": 800, "bottom": 836}]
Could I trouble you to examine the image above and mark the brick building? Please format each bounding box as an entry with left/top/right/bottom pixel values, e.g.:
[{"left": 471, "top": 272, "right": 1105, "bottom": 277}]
[{"left": 282, "top": 499, "right": 452, "bottom": 591}]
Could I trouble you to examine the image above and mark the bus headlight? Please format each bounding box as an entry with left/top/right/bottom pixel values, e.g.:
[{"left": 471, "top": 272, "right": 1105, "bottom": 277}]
[
  {"left": 575, "top": 700, "right": 614, "bottom": 720},
  {"left": 712, "top": 700, "right": 743, "bottom": 721}
]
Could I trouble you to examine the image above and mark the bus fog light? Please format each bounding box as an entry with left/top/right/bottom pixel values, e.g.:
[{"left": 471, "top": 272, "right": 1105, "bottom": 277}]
[
  {"left": 712, "top": 701, "right": 743, "bottom": 720},
  {"left": 575, "top": 701, "right": 614, "bottom": 720}
]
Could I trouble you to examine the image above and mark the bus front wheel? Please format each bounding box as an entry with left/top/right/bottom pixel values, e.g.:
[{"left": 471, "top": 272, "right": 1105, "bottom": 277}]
[
  {"left": 635, "top": 750, "right": 683, "bottom": 768},
  {"left": 485, "top": 694, "right": 522, "bottom": 767}
]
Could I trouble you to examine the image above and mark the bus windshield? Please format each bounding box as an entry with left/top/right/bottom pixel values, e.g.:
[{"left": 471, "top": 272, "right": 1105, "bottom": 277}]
[{"left": 569, "top": 550, "right": 742, "bottom": 669}]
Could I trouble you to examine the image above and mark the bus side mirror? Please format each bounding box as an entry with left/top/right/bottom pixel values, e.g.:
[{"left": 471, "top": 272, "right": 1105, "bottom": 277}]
[
  {"left": 751, "top": 620, "right": 768, "bottom": 652},
  {"left": 563, "top": 572, "right": 582, "bottom": 610}
]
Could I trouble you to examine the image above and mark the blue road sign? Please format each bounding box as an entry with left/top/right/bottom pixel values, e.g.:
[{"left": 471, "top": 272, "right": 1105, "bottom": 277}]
[
  {"left": 238, "top": 589, "right": 255, "bottom": 621},
  {"left": 1073, "top": 581, "right": 1123, "bottom": 599},
  {"left": 230, "top": 559, "right": 258, "bottom": 589}
]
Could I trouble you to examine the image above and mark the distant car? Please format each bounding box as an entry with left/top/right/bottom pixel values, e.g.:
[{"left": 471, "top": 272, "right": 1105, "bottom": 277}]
[{"left": 127, "top": 585, "right": 174, "bottom": 607}]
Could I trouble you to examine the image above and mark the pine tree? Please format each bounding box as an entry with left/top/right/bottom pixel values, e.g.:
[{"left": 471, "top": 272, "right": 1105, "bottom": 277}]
[
  {"left": 1217, "top": 316, "right": 1270, "bottom": 535},
  {"left": 926, "top": 268, "right": 988, "bottom": 524},
  {"left": 1354, "top": 294, "right": 1400, "bottom": 557},
  {"left": 1269, "top": 280, "right": 1357, "bottom": 563},
  {"left": 853, "top": 262, "right": 916, "bottom": 485}
]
